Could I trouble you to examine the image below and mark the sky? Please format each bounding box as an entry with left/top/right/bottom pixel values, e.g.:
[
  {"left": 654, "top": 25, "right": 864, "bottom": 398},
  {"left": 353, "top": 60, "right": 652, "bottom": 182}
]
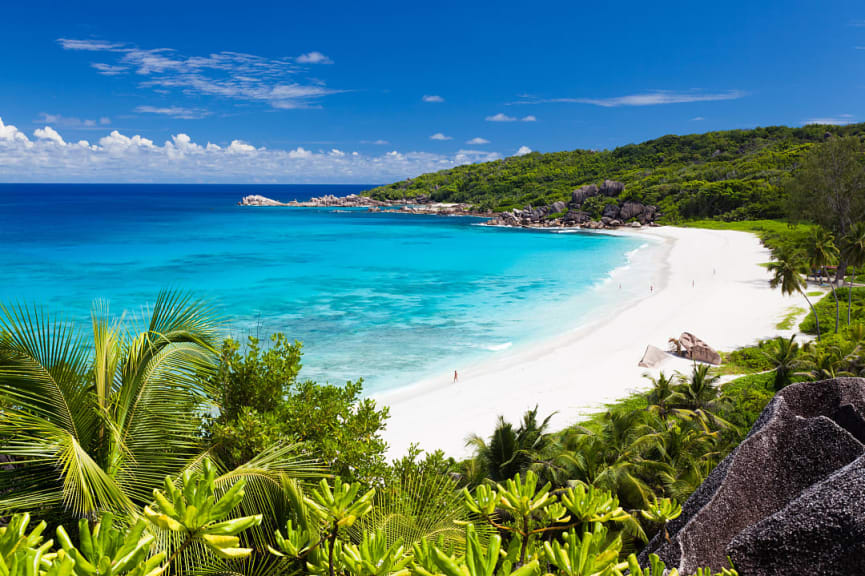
[{"left": 0, "top": 0, "right": 864, "bottom": 183}]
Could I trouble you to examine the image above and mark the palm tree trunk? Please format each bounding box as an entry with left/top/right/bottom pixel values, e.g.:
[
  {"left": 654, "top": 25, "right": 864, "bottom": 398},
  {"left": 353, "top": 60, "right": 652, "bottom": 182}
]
[
  {"left": 823, "top": 266, "right": 839, "bottom": 333},
  {"left": 802, "top": 291, "right": 821, "bottom": 341},
  {"left": 849, "top": 272, "right": 855, "bottom": 326}
]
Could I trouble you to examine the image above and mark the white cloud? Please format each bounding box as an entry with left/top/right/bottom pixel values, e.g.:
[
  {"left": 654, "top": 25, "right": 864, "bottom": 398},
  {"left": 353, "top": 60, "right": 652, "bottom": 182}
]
[
  {"left": 521, "top": 115, "right": 536, "bottom": 122},
  {"left": 57, "top": 38, "right": 126, "bottom": 51},
  {"left": 91, "top": 63, "right": 128, "bottom": 75},
  {"left": 422, "top": 95, "right": 444, "bottom": 103},
  {"left": 361, "top": 139, "right": 389, "bottom": 145},
  {"left": 486, "top": 113, "right": 517, "bottom": 122},
  {"left": 36, "top": 113, "right": 110, "bottom": 129},
  {"left": 135, "top": 105, "right": 210, "bottom": 119},
  {"left": 296, "top": 51, "right": 333, "bottom": 64},
  {"left": 466, "top": 137, "right": 490, "bottom": 144},
  {"left": 803, "top": 115, "right": 855, "bottom": 126},
  {"left": 0, "top": 117, "right": 31, "bottom": 145},
  {"left": 34, "top": 126, "right": 66, "bottom": 145},
  {"left": 511, "top": 90, "right": 745, "bottom": 107},
  {"left": 0, "top": 114, "right": 504, "bottom": 183},
  {"left": 430, "top": 132, "right": 452, "bottom": 141},
  {"left": 691, "top": 116, "right": 705, "bottom": 121},
  {"left": 227, "top": 140, "right": 257, "bottom": 153},
  {"left": 514, "top": 146, "right": 532, "bottom": 156},
  {"left": 59, "top": 38, "right": 343, "bottom": 110},
  {"left": 288, "top": 147, "right": 313, "bottom": 158}
]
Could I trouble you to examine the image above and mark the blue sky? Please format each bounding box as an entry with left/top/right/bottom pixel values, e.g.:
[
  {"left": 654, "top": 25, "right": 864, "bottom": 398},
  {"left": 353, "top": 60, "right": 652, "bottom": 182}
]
[{"left": 0, "top": 0, "right": 863, "bottom": 183}]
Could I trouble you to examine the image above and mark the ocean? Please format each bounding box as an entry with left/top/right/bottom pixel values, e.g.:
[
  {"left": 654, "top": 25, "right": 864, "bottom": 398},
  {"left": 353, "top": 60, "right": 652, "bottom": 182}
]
[{"left": 0, "top": 184, "right": 651, "bottom": 393}]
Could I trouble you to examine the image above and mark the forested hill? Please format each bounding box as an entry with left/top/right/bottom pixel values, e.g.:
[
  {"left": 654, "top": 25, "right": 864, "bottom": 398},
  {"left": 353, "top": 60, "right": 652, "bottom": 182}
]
[{"left": 367, "top": 123, "right": 865, "bottom": 222}]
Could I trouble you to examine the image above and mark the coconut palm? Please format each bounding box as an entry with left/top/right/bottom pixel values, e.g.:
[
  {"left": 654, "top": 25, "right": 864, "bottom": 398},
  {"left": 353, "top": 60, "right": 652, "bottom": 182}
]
[
  {"left": 554, "top": 411, "right": 667, "bottom": 510},
  {"left": 769, "top": 250, "right": 821, "bottom": 341},
  {"left": 806, "top": 228, "right": 840, "bottom": 332},
  {"left": 465, "top": 406, "right": 554, "bottom": 483},
  {"left": 842, "top": 222, "right": 865, "bottom": 325},
  {"left": 763, "top": 335, "right": 802, "bottom": 391},
  {"left": 668, "top": 364, "right": 733, "bottom": 431},
  {"left": 643, "top": 372, "right": 676, "bottom": 420},
  {"left": 0, "top": 291, "right": 323, "bottom": 530}
]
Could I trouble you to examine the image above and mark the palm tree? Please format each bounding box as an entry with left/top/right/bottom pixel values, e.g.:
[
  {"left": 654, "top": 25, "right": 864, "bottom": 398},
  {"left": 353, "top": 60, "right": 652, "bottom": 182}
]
[
  {"left": 842, "top": 222, "right": 865, "bottom": 325},
  {"left": 806, "top": 228, "right": 840, "bottom": 332},
  {"left": 0, "top": 291, "right": 322, "bottom": 530},
  {"left": 668, "top": 364, "right": 733, "bottom": 431},
  {"left": 769, "top": 251, "right": 821, "bottom": 341},
  {"left": 465, "top": 406, "right": 554, "bottom": 483},
  {"left": 643, "top": 371, "right": 676, "bottom": 420},
  {"left": 763, "top": 335, "right": 802, "bottom": 391}
]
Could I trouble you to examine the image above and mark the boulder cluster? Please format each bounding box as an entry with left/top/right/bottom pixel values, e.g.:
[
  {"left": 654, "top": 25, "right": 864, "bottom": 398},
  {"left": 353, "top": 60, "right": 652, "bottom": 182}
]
[
  {"left": 639, "top": 377, "right": 865, "bottom": 574},
  {"left": 239, "top": 194, "right": 384, "bottom": 207},
  {"left": 486, "top": 180, "right": 658, "bottom": 229}
]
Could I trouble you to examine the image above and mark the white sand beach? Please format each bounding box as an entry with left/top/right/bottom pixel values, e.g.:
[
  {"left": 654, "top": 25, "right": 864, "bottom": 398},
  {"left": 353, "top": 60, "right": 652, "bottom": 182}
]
[{"left": 376, "top": 226, "right": 804, "bottom": 459}]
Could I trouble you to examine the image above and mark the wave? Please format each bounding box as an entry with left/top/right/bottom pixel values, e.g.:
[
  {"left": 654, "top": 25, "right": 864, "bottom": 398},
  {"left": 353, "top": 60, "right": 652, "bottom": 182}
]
[{"left": 483, "top": 342, "right": 513, "bottom": 351}]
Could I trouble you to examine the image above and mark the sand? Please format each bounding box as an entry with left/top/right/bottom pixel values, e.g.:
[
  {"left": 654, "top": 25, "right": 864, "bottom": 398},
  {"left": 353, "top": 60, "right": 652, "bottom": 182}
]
[{"left": 375, "top": 226, "right": 803, "bottom": 459}]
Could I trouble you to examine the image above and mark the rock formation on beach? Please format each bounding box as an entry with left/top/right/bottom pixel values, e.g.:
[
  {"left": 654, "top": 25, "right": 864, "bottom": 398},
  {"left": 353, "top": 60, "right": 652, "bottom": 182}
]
[
  {"left": 239, "top": 193, "right": 384, "bottom": 207},
  {"left": 239, "top": 180, "right": 657, "bottom": 230},
  {"left": 484, "top": 179, "right": 659, "bottom": 230},
  {"left": 639, "top": 377, "right": 865, "bottom": 574}
]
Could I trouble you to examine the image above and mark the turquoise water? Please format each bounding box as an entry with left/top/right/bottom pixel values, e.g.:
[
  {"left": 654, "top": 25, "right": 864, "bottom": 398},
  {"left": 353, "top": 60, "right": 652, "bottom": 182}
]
[{"left": 0, "top": 184, "right": 648, "bottom": 393}]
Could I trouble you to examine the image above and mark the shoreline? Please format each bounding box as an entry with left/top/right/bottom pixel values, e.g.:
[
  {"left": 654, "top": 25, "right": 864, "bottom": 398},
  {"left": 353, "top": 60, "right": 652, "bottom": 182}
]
[{"left": 375, "top": 226, "right": 800, "bottom": 459}]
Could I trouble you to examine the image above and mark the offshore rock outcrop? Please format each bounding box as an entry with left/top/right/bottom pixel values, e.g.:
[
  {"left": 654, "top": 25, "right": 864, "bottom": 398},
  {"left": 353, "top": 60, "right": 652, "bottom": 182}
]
[
  {"left": 639, "top": 377, "right": 865, "bottom": 574},
  {"left": 239, "top": 194, "right": 384, "bottom": 207}
]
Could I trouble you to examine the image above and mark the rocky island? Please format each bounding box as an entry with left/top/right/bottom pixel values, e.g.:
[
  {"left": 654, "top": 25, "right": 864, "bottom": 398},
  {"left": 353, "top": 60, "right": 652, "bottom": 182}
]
[{"left": 239, "top": 179, "right": 659, "bottom": 229}]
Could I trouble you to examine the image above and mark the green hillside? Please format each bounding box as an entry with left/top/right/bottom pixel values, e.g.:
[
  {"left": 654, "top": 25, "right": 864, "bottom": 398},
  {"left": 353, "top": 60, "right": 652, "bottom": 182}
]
[{"left": 367, "top": 123, "right": 865, "bottom": 222}]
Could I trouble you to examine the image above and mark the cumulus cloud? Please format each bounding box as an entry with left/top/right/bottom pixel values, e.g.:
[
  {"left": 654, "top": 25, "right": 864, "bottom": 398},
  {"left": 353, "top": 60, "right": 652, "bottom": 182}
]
[
  {"left": 511, "top": 90, "right": 745, "bottom": 108},
  {"left": 0, "top": 115, "right": 503, "bottom": 183},
  {"left": 361, "top": 139, "right": 389, "bottom": 145},
  {"left": 59, "top": 38, "right": 343, "bottom": 110},
  {"left": 466, "top": 137, "right": 490, "bottom": 145},
  {"left": 135, "top": 105, "right": 211, "bottom": 119},
  {"left": 514, "top": 146, "right": 532, "bottom": 156},
  {"left": 430, "top": 132, "right": 452, "bottom": 141},
  {"left": 691, "top": 116, "right": 705, "bottom": 121},
  {"left": 803, "top": 115, "right": 854, "bottom": 125},
  {"left": 34, "top": 126, "right": 66, "bottom": 145},
  {"left": 522, "top": 115, "right": 537, "bottom": 122},
  {"left": 296, "top": 51, "right": 333, "bottom": 64},
  {"left": 422, "top": 95, "right": 444, "bottom": 103}
]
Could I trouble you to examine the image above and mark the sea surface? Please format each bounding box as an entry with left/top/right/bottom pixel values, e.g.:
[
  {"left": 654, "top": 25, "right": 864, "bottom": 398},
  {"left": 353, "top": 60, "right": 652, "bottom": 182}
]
[{"left": 0, "top": 184, "right": 652, "bottom": 393}]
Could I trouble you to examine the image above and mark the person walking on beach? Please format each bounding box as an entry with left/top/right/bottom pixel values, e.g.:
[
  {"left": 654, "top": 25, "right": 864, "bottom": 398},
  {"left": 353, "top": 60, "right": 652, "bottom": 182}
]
[{"left": 454, "top": 370, "right": 459, "bottom": 383}]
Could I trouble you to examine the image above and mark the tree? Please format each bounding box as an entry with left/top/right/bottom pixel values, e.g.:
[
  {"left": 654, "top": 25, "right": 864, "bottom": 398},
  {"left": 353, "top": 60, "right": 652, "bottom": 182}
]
[
  {"left": 465, "top": 407, "right": 554, "bottom": 484},
  {"left": 763, "top": 335, "right": 802, "bottom": 391},
  {"left": 206, "top": 334, "right": 390, "bottom": 485},
  {"left": 643, "top": 372, "right": 676, "bottom": 420},
  {"left": 768, "top": 251, "right": 821, "bottom": 340},
  {"left": 805, "top": 227, "right": 839, "bottom": 332},
  {"left": 787, "top": 135, "right": 865, "bottom": 282},
  {"left": 0, "top": 291, "right": 219, "bottom": 520},
  {"left": 842, "top": 222, "right": 865, "bottom": 325}
]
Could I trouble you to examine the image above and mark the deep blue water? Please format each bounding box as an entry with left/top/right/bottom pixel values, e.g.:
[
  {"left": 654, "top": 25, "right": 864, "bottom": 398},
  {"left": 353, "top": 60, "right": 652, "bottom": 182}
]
[{"left": 0, "top": 184, "right": 648, "bottom": 392}]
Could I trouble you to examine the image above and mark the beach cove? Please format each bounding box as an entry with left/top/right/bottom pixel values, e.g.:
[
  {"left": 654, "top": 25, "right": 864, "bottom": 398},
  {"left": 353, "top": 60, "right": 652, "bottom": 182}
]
[{"left": 377, "top": 226, "right": 800, "bottom": 458}]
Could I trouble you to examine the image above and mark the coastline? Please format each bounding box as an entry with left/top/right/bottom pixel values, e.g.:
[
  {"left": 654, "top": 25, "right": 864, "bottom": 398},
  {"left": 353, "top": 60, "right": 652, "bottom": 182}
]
[{"left": 375, "top": 226, "right": 800, "bottom": 459}]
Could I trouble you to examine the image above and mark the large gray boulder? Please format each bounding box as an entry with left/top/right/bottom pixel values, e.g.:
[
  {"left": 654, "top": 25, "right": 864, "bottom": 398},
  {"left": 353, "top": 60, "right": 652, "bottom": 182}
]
[
  {"left": 602, "top": 203, "right": 621, "bottom": 219},
  {"left": 619, "top": 200, "right": 645, "bottom": 220},
  {"left": 571, "top": 184, "right": 599, "bottom": 206},
  {"left": 639, "top": 378, "right": 865, "bottom": 574},
  {"left": 600, "top": 179, "right": 625, "bottom": 197}
]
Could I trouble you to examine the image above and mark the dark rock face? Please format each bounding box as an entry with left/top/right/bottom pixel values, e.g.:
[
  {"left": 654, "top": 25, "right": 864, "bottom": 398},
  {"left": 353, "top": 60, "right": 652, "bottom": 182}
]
[
  {"left": 571, "top": 184, "right": 599, "bottom": 206},
  {"left": 600, "top": 179, "right": 625, "bottom": 197},
  {"left": 619, "top": 200, "right": 645, "bottom": 220},
  {"left": 550, "top": 201, "right": 567, "bottom": 214},
  {"left": 602, "top": 203, "right": 620, "bottom": 219},
  {"left": 639, "top": 378, "right": 865, "bottom": 574}
]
